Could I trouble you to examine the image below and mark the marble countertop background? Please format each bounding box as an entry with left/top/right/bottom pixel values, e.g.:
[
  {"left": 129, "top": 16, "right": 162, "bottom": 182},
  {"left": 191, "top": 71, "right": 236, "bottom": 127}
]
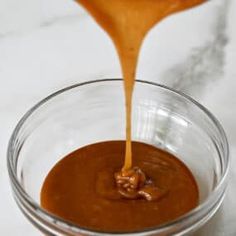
[{"left": 0, "top": 0, "right": 236, "bottom": 235}]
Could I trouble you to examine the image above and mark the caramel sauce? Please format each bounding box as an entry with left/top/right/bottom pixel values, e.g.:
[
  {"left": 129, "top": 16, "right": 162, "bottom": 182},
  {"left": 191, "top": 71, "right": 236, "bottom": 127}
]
[
  {"left": 75, "top": 0, "right": 206, "bottom": 172},
  {"left": 40, "top": 0, "right": 206, "bottom": 231},
  {"left": 73, "top": 0, "right": 205, "bottom": 200},
  {"left": 41, "top": 141, "right": 199, "bottom": 232}
]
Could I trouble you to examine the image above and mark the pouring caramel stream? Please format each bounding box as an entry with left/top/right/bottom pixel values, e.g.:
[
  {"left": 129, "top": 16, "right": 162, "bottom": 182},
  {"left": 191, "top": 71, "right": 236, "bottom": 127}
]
[
  {"left": 40, "top": 1, "right": 205, "bottom": 230},
  {"left": 76, "top": 0, "right": 205, "bottom": 170},
  {"left": 75, "top": 0, "right": 205, "bottom": 199}
]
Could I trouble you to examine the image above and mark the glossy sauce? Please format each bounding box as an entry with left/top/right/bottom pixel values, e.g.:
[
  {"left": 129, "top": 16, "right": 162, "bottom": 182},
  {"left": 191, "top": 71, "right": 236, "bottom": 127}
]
[
  {"left": 75, "top": 0, "right": 206, "bottom": 170},
  {"left": 41, "top": 141, "right": 199, "bottom": 232},
  {"left": 41, "top": 0, "right": 206, "bottom": 232}
]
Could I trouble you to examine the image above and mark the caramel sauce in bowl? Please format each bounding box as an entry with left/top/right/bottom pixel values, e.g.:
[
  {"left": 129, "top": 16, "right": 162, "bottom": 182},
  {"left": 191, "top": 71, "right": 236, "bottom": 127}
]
[
  {"left": 7, "top": 79, "right": 229, "bottom": 236},
  {"left": 40, "top": 141, "right": 199, "bottom": 232}
]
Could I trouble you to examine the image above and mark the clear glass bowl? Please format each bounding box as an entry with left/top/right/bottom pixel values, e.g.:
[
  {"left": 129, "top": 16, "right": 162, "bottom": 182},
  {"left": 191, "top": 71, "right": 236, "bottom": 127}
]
[{"left": 7, "top": 79, "right": 229, "bottom": 235}]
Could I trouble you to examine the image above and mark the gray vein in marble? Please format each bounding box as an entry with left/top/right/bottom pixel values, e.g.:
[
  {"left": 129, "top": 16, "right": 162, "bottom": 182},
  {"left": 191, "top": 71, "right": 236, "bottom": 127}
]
[
  {"left": 0, "top": 13, "right": 87, "bottom": 40},
  {"left": 151, "top": 0, "right": 231, "bottom": 150},
  {"left": 160, "top": 0, "right": 230, "bottom": 100},
  {"left": 40, "top": 12, "right": 87, "bottom": 28}
]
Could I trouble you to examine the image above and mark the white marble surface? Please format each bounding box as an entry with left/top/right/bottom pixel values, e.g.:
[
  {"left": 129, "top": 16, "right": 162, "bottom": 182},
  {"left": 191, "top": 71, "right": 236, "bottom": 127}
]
[{"left": 0, "top": 0, "right": 236, "bottom": 235}]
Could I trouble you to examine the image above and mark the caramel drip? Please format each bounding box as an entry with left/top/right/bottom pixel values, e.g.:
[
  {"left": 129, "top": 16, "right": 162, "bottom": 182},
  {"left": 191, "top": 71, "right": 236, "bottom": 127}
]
[{"left": 76, "top": 0, "right": 205, "bottom": 171}]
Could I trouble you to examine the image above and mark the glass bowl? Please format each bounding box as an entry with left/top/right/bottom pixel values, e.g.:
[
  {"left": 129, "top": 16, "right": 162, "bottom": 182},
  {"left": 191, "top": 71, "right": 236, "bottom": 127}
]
[{"left": 7, "top": 79, "right": 229, "bottom": 235}]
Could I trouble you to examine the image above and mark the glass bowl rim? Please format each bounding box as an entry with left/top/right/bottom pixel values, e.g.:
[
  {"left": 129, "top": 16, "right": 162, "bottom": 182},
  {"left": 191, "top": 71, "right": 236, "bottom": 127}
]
[{"left": 7, "top": 78, "right": 230, "bottom": 235}]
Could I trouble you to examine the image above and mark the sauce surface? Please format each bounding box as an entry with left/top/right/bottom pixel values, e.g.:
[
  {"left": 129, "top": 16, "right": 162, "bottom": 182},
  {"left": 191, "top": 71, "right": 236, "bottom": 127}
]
[
  {"left": 41, "top": 141, "right": 199, "bottom": 232},
  {"left": 75, "top": 0, "right": 206, "bottom": 170}
]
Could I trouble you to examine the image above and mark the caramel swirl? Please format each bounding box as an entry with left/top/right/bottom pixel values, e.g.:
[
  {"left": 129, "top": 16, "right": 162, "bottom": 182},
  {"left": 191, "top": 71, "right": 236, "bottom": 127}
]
[{"left": 115, "top": 167, "right": 165, "bottom": 201}]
